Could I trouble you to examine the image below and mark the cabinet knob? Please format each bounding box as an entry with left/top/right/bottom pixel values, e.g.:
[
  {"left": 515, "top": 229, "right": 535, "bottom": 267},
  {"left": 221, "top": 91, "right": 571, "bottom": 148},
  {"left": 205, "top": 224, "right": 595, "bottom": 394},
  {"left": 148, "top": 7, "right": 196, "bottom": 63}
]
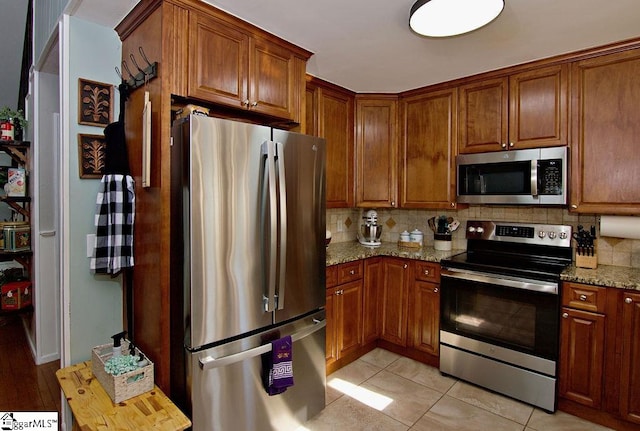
[
  {"left": 625, "top": 297, "right": 633, "bottom": 304},
  {"left": 349, "top": 270, "right": 355, "bottom": 275},
  {"left": 571, "top": 204, "right": 578, "bottom": 209},
  {"left": 403, "top": 264, "right": 408, "bottom": 269},
  {"left": 336, "top": 289, "right": 343, "bottom": 295},
  {"left": 250, "top": 101, "right": 258, "bottom": 108},
  {"left": 501, "top": 143, "right": 507, "bottom": 149},
  {"left": 450, "top": 202, "right": 455, "bottom": 208},
  {"left": 424, "top": 270, "right": 430, "bottom": 275},
  {"left": 433, "top": 287, "right": 439, "bottom": 293},
  {"left": 391, "top": 201, "right": 396, "bottom": 207},
  {"left": 562, "top": 312, "right": 569, "bottom": 318},
  {"left": 579, "top": 294, "right": 587, "bottom": 301},
  {"left": 509, "top": 142, "right": 514, "bottom": 147},
  {"left": 242, "top": 99, "right": 250, "bottom": 107}
]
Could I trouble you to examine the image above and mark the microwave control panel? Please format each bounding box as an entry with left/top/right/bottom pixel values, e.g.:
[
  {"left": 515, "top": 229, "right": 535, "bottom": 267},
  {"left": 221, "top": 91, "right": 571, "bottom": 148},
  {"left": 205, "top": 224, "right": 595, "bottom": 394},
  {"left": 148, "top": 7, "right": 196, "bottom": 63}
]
[{"left": 538, "top": 159, "right": 562, "bottom": 195}]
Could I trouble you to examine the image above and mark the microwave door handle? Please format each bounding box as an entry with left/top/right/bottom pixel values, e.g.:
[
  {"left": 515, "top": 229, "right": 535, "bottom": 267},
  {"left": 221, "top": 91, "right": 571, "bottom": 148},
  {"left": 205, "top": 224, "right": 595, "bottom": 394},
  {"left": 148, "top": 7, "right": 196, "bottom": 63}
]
[{"left": 530, "top": 160, "right": 538, "bottom": 197}]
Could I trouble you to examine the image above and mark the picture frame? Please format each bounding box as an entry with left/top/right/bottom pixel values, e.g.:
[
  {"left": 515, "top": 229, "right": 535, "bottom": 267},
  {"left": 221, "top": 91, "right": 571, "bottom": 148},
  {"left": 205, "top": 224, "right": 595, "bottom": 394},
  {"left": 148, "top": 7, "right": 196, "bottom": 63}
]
[
  {"left": 78, "top": 134, "right": 106, "bottom": 179},
  {"left": 78, "top": 78, "right": 113, "bottom": 126}
]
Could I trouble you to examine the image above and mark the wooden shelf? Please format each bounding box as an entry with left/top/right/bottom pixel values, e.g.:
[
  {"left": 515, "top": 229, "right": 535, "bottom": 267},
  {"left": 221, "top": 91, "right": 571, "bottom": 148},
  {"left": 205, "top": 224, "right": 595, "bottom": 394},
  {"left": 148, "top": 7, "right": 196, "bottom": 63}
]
[
  {"left": 0, "top": 141, "right": 30, "bottom": 166},
  {"left": 0, "top": 304, "right": 33, "bottom": 316},
  {"left": 0, "top": 196, "right": 30, "bottom": 219}
]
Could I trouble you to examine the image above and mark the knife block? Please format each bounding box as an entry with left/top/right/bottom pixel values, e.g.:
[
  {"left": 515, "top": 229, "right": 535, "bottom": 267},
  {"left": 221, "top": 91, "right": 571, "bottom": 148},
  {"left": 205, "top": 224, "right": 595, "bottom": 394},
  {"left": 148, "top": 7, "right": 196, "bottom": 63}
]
[{"left": 575, "top": 240, "right": 597, "bottom": 269}]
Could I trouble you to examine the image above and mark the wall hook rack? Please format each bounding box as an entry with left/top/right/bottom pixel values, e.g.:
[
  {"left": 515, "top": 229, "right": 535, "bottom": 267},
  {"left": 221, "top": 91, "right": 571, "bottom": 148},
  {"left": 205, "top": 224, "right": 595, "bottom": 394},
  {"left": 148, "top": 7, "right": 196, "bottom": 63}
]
[{"left": 114, "top": 46, "right": 159, "bottom": 92}]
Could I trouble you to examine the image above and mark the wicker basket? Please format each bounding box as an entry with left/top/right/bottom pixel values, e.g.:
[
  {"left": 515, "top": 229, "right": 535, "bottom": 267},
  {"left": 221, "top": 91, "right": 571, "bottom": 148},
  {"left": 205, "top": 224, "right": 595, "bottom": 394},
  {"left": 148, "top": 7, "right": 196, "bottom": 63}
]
[{"left": 91, "top": 341, "right": 154, "bottom": 403}]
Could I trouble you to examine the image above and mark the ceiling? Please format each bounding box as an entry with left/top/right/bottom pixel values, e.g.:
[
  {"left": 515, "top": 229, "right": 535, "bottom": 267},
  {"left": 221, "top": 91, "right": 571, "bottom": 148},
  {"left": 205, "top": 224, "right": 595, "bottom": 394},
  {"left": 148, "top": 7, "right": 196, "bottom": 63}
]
[{"left": 32, "top": 0, "right": 640, "bottom": 94}]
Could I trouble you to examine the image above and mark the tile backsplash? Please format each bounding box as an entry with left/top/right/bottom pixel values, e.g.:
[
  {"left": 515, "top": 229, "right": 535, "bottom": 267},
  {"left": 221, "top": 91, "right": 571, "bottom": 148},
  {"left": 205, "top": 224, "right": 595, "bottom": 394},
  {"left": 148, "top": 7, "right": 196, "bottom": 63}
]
[{"left": 327, "top": 207, "right": 640, "bottom": 269}]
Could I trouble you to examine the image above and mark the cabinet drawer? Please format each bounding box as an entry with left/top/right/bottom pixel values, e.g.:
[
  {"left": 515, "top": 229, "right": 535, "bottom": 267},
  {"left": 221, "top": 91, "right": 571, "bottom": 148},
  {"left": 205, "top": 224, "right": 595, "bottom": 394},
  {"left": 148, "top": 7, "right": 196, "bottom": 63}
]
[
  {"left": 326, "top": 265, "right": 338, "bottom": 288},
  {"left": 337, "top": 261, "right": 363, "bottom": 284},
  {"left": 562, "top": 283, "right": 607, "bottom": 313},
  {"left": 414, "top": 262, "right": 440, "bottom": 283}
]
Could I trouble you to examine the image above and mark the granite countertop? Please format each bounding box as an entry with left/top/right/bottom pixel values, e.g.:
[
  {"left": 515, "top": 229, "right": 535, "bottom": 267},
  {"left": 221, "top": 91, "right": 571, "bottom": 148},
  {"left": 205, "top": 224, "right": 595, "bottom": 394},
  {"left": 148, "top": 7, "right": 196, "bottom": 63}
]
[
  {"left": 327, "top": 241, "right": 640, "bottom": 290},
  {"left": 561, "top": 265, "right": 640, "bottom": 290},
  {"left": 326, "top": 241, "right": 465, "bottom": 266}
]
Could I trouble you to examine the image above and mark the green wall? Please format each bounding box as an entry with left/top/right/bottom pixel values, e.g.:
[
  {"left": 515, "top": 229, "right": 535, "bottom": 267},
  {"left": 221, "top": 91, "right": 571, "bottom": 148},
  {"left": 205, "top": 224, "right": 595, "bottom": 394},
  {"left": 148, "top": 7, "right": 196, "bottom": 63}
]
[{"left": 67, "top": 16, "right": 123, "bottom": 364}]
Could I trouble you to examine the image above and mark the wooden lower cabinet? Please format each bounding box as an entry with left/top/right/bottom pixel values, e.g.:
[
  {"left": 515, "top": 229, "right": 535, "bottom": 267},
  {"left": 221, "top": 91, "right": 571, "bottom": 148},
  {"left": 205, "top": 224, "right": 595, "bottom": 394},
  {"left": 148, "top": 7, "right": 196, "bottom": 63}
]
[
  {"left": 619, "top": 291, "right": 640, "bottom": 424},
  {"left": 407, "top": 280, "right": 440, "bottom": 356},
  {"left": 380, "top": 258, "right": 410, "bottom": 346},
  {"left": 559, "top": 283, "right": 640, "bottom": 430},
  {"left": 325, "top": 262, "right": 364, "bottom": 373},
  {"left": 559, "top": 306, "right": 605, "bottom": 408},
  {"left": 326, "top": 281, "right": 363, "bottom": 368},
  {"left": 363, "top": 258, "right": 382, "bottom": 344}
]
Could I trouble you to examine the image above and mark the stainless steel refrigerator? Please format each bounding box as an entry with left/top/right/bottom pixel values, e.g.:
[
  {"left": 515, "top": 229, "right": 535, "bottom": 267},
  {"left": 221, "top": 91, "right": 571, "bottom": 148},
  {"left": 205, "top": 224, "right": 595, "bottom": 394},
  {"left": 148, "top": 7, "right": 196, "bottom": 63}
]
[{"left": 170, "top": 115, "right": 327, "bottom": 431}]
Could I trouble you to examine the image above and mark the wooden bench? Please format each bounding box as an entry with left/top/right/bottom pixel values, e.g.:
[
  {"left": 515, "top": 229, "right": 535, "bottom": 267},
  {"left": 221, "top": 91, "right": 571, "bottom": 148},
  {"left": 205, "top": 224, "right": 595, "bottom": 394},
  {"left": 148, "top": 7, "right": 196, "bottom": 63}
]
[{"left": 56, "top": 361, "right": 191, "bottom": 431}]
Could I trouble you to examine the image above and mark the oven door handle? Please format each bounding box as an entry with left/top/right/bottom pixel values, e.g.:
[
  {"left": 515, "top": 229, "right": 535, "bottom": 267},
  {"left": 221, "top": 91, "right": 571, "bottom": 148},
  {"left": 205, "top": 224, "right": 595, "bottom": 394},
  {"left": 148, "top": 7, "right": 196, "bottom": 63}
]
[{"left": 441, "top": 267, "right": 558, "bottom": 295}]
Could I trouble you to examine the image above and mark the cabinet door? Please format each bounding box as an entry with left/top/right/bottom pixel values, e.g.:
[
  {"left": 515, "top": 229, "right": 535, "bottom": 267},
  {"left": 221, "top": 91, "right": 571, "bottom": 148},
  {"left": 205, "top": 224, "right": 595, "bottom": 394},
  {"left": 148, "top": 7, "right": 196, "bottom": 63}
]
[
  {"left": 509, "top": 64, "right": 568, "bottom": 149},
  {"left": 337, "top": 280, "right": 363, "bottom": 359},
  {"left": 325, "top": 287, "right": 337, "bottom": 365},
  {"left": 400, "top": 88, "right": 458, "bottom": 209},
  {"left": 458, "top": 77, "right": 508, "bottom": 153},
  {"left": 363, "top": 258, "right": 382, "bottom": 344},
  {"left": 355, "top": 96, "right": 398, "bottom": 208},
  {"left": 559, "top": 307, "right": 605, "bottom": 409},
  {"left": 570, "top": 48, "right": 640, "bottom": 214},
  {"left": 188, "top": 13, "right": 249, "bottom": 108},
  {"left": 380, "top": 258, "right": 409, "bottom": 346},
  {"left": 249, "top": 37, "right": 296, "bottom": 120},
  {"left": 619, "top": 292, "right": 640, "bottom": 424},
  {"left": 309, "top": 82, "right": 355, "bottom": 208},
  {"left": 407, "top": 280, "right": 440, "bottom": 356}
]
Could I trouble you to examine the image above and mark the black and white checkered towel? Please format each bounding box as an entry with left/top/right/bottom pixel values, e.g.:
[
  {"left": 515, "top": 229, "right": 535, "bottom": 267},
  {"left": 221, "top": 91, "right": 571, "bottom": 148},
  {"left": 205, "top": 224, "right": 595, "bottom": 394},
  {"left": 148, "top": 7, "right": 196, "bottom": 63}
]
[{"left": 91, "top": 174, "right": 135, "bottom": 274}]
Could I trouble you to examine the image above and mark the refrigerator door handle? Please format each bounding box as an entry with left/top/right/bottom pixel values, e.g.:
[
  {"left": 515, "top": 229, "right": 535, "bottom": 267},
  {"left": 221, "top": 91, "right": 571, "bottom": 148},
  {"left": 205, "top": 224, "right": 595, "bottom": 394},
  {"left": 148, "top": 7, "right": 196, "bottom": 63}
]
[
  {"left": 274, "top": 141, "right": 287, "bottom": 310},
  {"left": 261, "top": 141, "right": 278, "bottom": 312},
  {"left": 199, "top": 319, "right": 326, "bottom": 370}
]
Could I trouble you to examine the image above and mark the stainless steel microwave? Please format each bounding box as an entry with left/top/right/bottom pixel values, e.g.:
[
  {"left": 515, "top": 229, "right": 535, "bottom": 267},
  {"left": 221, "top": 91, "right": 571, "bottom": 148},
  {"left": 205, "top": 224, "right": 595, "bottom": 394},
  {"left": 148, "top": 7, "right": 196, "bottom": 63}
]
[{"left": 456, "top": 146, "right": 568, "bottom": 205}]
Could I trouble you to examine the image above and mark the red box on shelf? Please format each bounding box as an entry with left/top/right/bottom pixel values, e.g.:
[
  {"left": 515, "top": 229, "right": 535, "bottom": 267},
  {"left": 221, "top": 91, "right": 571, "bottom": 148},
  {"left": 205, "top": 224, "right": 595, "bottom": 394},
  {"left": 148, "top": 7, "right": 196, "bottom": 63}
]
[
  {"left": 1, "top": 283, "right": 20, "bottom": 310},
  {"left": 1, "top": 281, "right": 32, "bottom": 310}
]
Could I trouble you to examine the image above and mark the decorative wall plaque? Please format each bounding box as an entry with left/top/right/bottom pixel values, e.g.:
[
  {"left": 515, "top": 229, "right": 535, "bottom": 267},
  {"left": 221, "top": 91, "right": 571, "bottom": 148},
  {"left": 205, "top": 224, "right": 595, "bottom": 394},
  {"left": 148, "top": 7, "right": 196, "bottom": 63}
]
[
  {"left": 78, "top": 134, "right": 106, "bottom": 179},
  {"left": 78, "top": 78, "right": 113, "bottom": 127}
]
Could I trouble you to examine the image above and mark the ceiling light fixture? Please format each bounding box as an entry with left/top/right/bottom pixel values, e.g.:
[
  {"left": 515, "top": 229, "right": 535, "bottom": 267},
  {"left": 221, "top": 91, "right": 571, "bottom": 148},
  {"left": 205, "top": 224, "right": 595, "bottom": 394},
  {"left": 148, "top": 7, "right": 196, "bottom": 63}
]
[{"left": 409, "top": 0, "right": 505, "bottom": 38}]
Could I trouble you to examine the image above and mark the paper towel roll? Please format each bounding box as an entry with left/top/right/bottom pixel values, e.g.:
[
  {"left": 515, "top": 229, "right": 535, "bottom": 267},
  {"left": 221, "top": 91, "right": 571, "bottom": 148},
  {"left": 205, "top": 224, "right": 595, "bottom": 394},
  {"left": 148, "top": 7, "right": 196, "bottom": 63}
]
[{"left": 600, "top": 215, "right": 640, "bottom": 240}]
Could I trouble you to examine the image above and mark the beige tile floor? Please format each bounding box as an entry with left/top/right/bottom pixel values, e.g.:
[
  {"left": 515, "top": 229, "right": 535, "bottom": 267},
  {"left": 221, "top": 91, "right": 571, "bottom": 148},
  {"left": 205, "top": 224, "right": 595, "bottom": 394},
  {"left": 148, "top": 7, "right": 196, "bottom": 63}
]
[{"left": 299, "top": 348, "right": 614, "bottom": 431}]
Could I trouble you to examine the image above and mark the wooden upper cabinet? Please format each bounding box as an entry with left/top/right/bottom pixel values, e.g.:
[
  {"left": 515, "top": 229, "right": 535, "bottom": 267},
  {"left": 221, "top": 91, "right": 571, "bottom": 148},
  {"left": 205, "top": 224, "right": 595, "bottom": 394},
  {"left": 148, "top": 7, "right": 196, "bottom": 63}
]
[
  {"left": 187, "top": 9, "right": 308, "bottom": 122},
  {"left": 570, "top": 48, "right": 640, "bottom": 214},
  {"left": 400, "top": 87, "right": 458, "bottom": 209},
  {"left": 509, "top": 64, "right": 568, "bottom": 149},
  {"left": 458, "top": 77, "right": 508, "bottom": 153},
  {"left": 355, "top": 96, "right": 398, "bottom": 208},
  {"left": 459, "top": 64, "right": 567, "bottom": 153},
  {"left": 307, "top": 79, "right": 355, "bottom": 208},
  {"left": 188, "top": 13, "right": 249, "bottom": 109},
  {"left": 250, "top": 36, "right": 299, "bottom": 120}
]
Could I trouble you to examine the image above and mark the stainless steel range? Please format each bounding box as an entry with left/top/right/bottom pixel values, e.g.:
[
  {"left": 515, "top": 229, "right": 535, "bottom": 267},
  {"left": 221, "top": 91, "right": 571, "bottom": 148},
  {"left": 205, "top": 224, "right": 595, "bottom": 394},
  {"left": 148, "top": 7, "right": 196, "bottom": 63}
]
[{"left": 439, "top": 220, "right": 572, "bottom": 412}]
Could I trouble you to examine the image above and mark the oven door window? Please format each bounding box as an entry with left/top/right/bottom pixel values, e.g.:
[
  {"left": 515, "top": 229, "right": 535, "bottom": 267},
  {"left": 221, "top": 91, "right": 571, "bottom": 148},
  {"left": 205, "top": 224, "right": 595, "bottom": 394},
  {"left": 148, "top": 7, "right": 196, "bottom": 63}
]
[
  {"left": 441, "top": 276, "right": 558, "bottom": 360},
  {"left": 459, "top": 161, "right": 531, "bottom": 195}
]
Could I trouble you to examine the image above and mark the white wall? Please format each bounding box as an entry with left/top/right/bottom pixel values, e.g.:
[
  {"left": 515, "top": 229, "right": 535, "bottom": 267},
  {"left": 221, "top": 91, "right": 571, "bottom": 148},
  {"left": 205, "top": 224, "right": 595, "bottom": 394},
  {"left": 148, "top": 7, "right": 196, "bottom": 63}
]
[
  {"left": 62, "top": 15, "right": 123, "bottom": 365},
  {"left": 30, "top": 69, "right": 61, "bottom": 364}
]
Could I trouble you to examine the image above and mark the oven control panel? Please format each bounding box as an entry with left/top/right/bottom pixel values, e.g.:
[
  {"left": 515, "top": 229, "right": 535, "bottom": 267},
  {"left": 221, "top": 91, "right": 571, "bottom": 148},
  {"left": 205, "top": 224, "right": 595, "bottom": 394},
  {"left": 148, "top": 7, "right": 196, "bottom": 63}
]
[{"left": 466, "top": 220, "right": 572, "bottom": 247}]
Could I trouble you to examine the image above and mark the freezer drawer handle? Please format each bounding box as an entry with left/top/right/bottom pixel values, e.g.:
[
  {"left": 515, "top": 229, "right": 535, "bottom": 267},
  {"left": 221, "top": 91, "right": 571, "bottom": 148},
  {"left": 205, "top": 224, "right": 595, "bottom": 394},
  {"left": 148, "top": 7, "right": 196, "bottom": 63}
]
[{"left": 199, "top": 318, "right": 327, "bottom": 370}]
